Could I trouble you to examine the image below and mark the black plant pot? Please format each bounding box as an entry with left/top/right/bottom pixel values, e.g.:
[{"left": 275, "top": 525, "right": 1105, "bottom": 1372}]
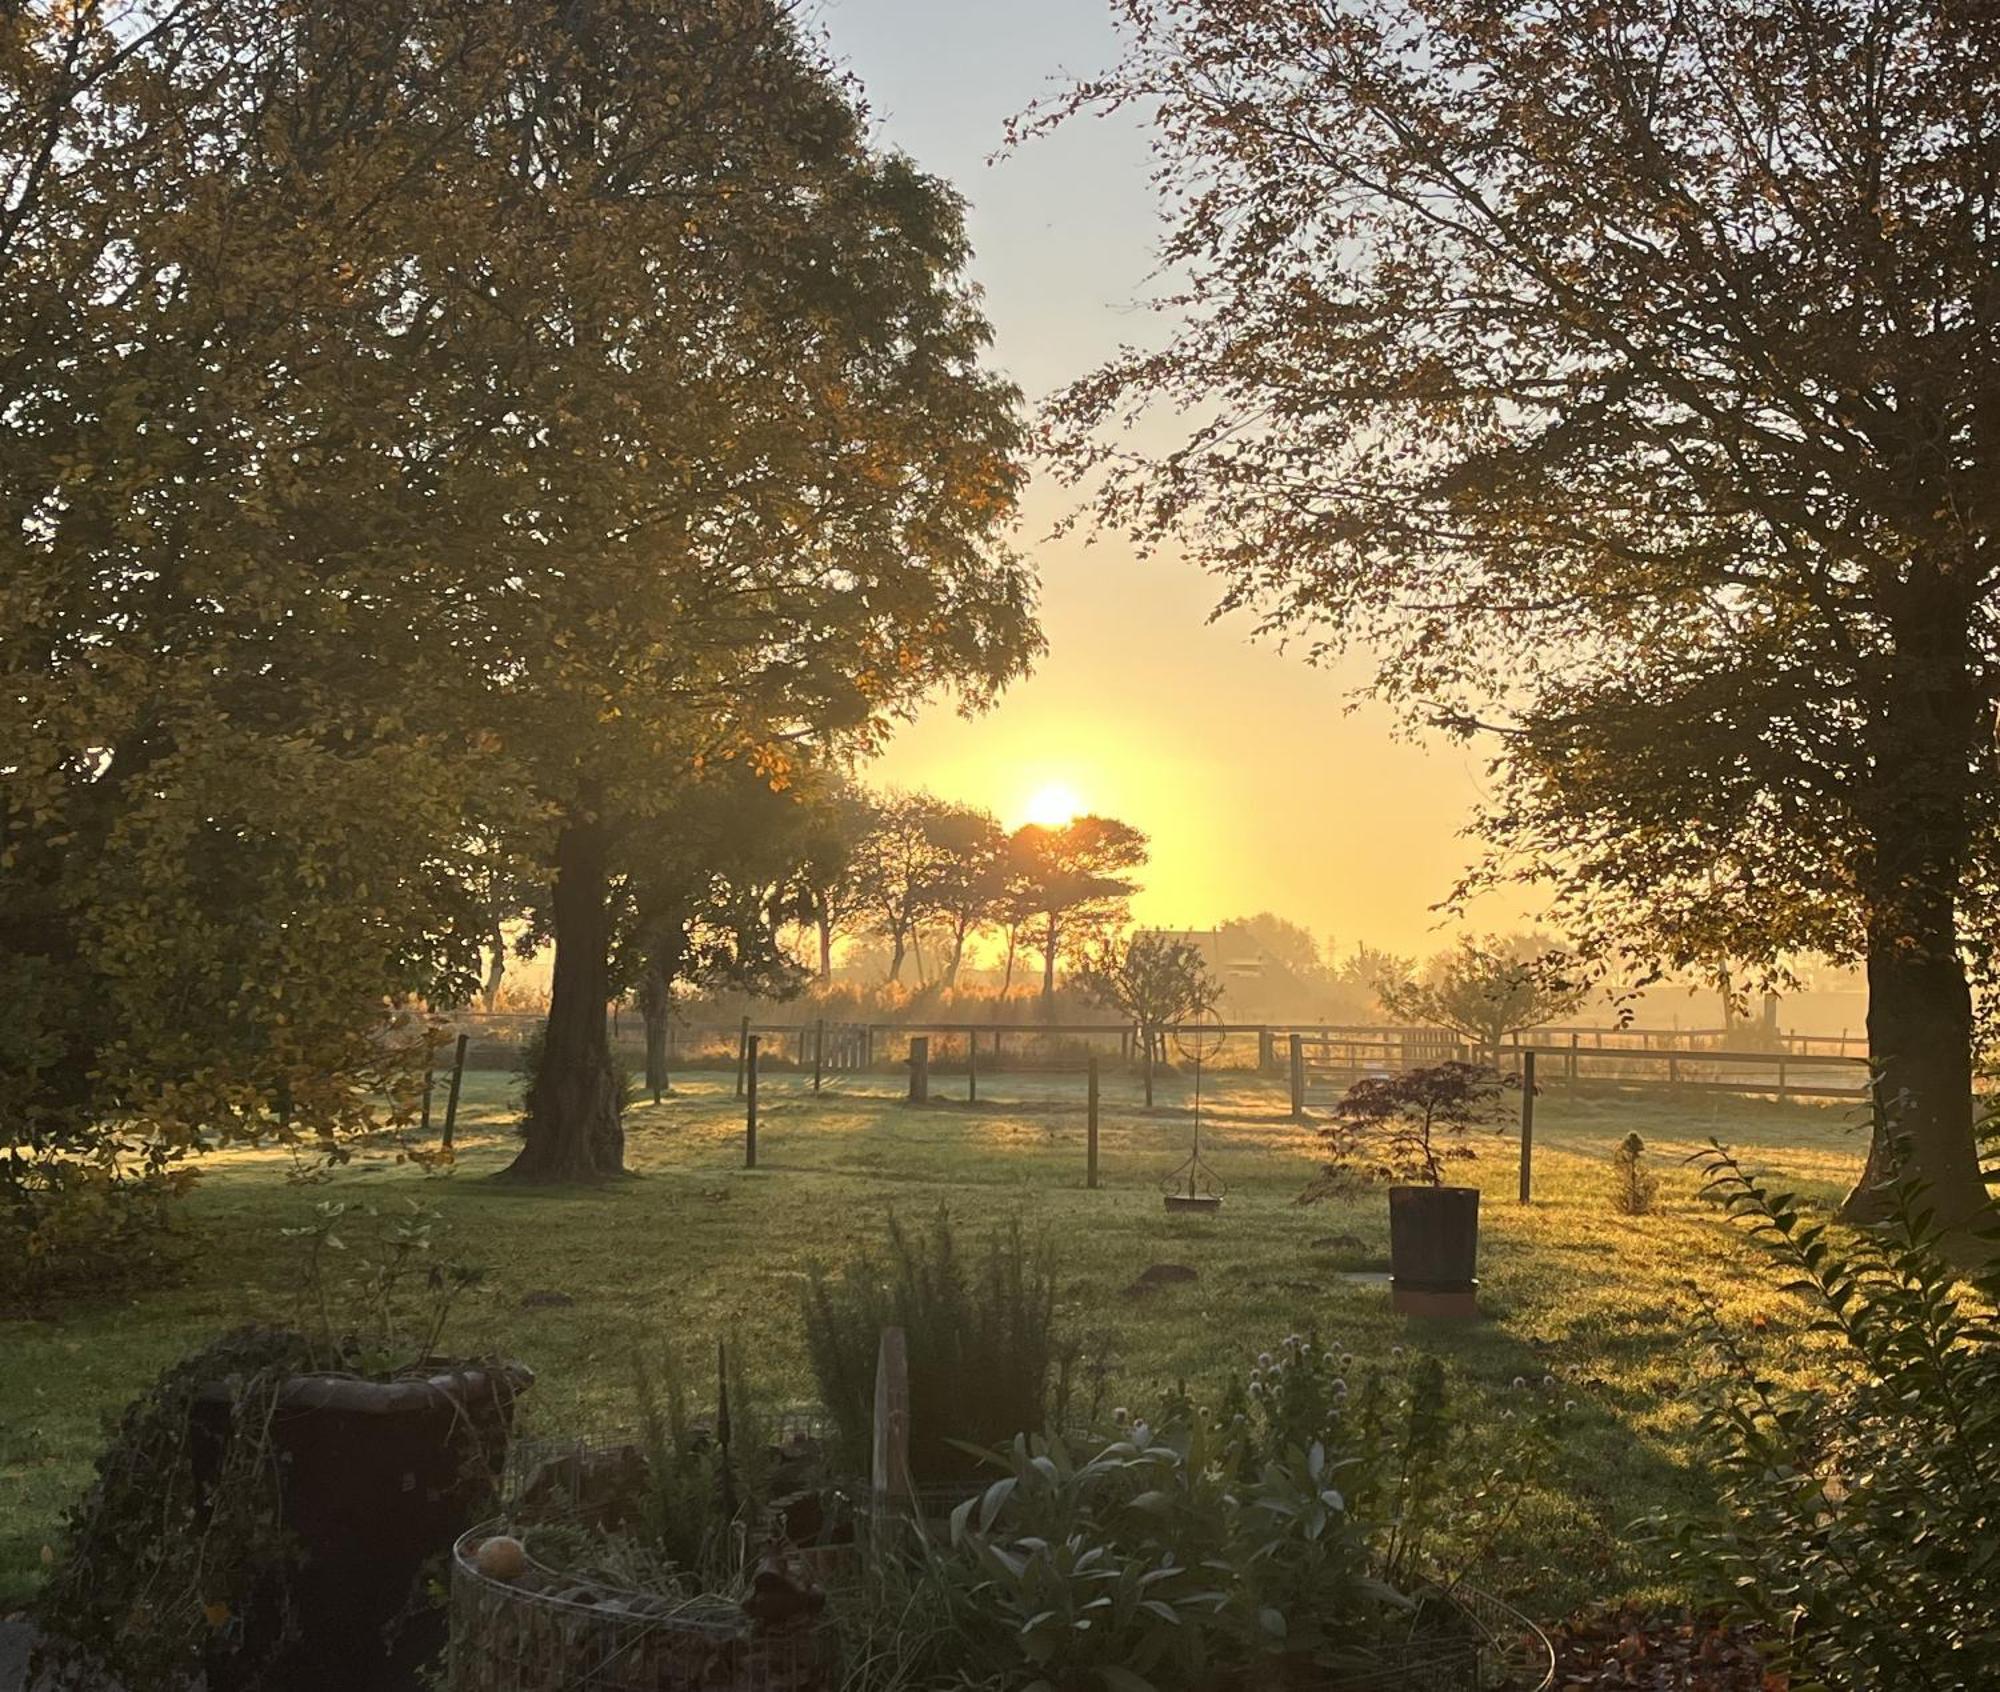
[
  {"left": 1388, "top": 1186, "right": 1480, "bottom": 1292},
  {"left": 190, "top": 1360, "right": 532, "bottom": 1692}
]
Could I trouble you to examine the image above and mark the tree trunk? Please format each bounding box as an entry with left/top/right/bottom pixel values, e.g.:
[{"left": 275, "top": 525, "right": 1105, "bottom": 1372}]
[
  {"left": 504, "top": 801, "right": 623, "bottom": 1182},
  {"left": 817, "top": 912, "right": 833, "bottom": 982},
  {"left": 636, "top": 922, "right": 684, "bottom": 1103},
  {"left": 1002, "top": 926, "right": 1018, "bottom": 993},
  {"left": 943, "top": 918, "right": 967, "bottom": 987},
  {"left": 642, "top": 992, "right": 669, "bottom": 1103},
  {"left": 1847, "top": 919, "right": 1980, "bottom": 1225},
  {"left": 887, "top": 924, "right": 907, "bottom": 984},
  {"left": 1841, "top": 598, "right": 1988, "bottom": 1229},
  {"left": 480, "top": 924, "right": 507, "bottom": 1013},
  {"left": 1041, "top": 914, "right": 1059, "bottom": 1000}
]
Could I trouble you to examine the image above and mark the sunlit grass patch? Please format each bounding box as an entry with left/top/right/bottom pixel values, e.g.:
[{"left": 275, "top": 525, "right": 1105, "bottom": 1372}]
[{"left": 0, "top": 1065, "right": 1863, "bottom": 1620}]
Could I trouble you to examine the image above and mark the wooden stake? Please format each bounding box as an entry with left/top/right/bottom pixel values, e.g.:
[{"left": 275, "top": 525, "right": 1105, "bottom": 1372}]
[
  {"left": 441, "top": 1033, "right": 468, "bottom": 1151},
  {"left": 1518, "top": 1049, "right": 1536, "bottom": 1203},
  {"left": 872, "top": 1326, "right": 911, "bottom": 1510},
  {"left": 1087, "top": 1057, "right": 1100, "bottom": 1189},
  {"left": 745, "top": 1034, "right": 759, "bottom": 1167}
]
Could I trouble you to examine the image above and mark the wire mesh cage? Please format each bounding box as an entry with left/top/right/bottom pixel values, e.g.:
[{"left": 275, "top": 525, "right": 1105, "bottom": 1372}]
[{"left": 447, "top": 1523, "right": 833, "bottom": 1692}]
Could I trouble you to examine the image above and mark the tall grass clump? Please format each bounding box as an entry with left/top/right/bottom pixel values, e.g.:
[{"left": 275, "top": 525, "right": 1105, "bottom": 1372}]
[{"left": 801, "top": 1208, "right": 1061, "bottom": 1489}]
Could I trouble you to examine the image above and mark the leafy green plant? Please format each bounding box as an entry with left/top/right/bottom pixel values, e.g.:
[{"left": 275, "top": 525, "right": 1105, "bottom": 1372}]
[
  {"left": 1664, "top": 1141, "right": 2000, "bottom": 1689},
  {"left": 855, "top": 1334, "right": 1560, "bottom": 1692},
  {"left": 801, "top": 1207, "right": 1061, "bottom": 1488},
  {"left": 1299, "top": 1062, "right": 1507, "bottom": 1195},
  {"left": 630, "top": 1341, "right": 773, "bottom": 1586},
  {"left": 280, "top": 1197, "right": 484, "bottom": 1373},
  {"left": 32, "top": 1326, "right": 316, "bottom": 1690}
]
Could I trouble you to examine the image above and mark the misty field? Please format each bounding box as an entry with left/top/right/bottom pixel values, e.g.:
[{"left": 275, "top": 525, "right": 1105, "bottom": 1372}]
[{"left": 0, "top": 1069, "right": 1868, "bottom": 1618}]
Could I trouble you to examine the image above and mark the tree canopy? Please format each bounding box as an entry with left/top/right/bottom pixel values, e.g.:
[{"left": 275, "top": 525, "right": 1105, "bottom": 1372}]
[{"left": 1040, "top": 0, "right": 2000, "bottom": 1221}]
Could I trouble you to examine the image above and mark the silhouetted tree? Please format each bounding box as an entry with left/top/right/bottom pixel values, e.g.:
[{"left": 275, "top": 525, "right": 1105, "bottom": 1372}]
[
  {"left": 919, "top": 805, "right": 1008, "bottom": 986},
  {"left": 1011, "top": 816, "right": 1149, "bottom": 1000},
  {"left": 1382, "top": 938, "right": 1584, "bottom": 1066},
  {"left": 1077, "top": 933, "right": 1219, "bottom": 1106},
  {"left": 616, "top": 764, "right": 817, "bottom": 1102},
  {"left": 1040, "top": 0, "right": 2000, "bottom": 1223},
  {"left": 792, "top": 779, "right": 878, "bottom": 983}
]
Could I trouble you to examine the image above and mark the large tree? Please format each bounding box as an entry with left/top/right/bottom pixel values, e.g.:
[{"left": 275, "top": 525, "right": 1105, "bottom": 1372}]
[
  {"left": 1011, "top": 815, "right": 1149, "bottom": 1000},
  {"left": 851, "top": 791, "right": 960, "bottom": 985},
  {"left": 792, "top": 778, "right": 880, "bottom": 982},
  {"left": 0, "top": 0, "right": 528, "bottom": 1261},
  {"left": 920, "top": 803, "right": 1008, "bottom": 986},
  {"left": 397, "top": 1, "right": 1041, "bottom": 1182},
  {"left": 1042, "top": 0, "right": 2000, "bottom": 1224}
]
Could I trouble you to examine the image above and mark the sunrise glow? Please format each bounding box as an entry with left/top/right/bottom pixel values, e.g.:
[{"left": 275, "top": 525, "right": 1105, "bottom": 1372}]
[{"left": 1019, "top": 781, "right": 1084, "bottom": 828}]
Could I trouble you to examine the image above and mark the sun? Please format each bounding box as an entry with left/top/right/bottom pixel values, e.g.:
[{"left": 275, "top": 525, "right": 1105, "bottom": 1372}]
[{"left": 1021, "top": 781, "right": 1084, "bottom": 828}]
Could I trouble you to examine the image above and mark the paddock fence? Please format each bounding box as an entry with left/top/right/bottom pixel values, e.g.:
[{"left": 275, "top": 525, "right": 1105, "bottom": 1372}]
[{"left": 439, "top": 1010, "right": 1871, "bottom": 1106}]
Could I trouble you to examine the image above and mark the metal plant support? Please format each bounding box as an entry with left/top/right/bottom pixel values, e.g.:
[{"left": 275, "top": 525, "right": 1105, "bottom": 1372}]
[{"left": 1162, "top": 1008, "right": 1226, "bottom": 1212}]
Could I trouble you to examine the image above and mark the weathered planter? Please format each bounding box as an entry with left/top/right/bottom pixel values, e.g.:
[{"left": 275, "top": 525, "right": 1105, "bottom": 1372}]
[
  {"left": 1388, "top": 1185, "right": 1480, "bottom": 1292},
  {"left": 192, "top": 1359, "right": 533, "bottom": 1692}
]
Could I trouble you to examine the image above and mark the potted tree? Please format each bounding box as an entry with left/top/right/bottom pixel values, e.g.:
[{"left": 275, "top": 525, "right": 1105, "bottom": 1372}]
[{"left": 1298, "top": 1062, "right": 1506, "bottom": 1309}]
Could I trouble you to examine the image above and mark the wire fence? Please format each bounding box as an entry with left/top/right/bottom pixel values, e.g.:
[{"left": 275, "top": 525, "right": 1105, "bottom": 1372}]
[{"left": 439, "top": 1009, "right": 1870, "bottom": 1109}]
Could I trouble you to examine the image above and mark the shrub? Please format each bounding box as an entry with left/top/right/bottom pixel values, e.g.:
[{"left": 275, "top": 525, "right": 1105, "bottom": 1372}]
[
  {"left": 857, "top": 1333, "right": 1561, "bottom": 1692},
  {"left": 0, "top": 1140, "right": 194, "bottom": 1314},
  {"left": 33, "top": 1326, "right": 318, "bottom": 1690},
  {"left": 1663, "top": 1142, "right": 2000, "bottom": 1689},
  {"left": 800, "top": 1207, "right": 1061, "bottom": 1489},
  {"left": 1298, "top": 1061, "right": 1507, "bottom": 1198},
  {"left": 629, "top": 1341, "right": 772, "bottom": 1584},
  {"left": 1610, "top": 1132, "right": 1658, "bottom": 1215}
]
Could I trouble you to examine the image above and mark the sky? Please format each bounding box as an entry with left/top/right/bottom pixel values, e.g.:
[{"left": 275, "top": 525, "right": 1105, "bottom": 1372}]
[{"left": 818, "top": 0, "right": 1521, "bottom": 960}]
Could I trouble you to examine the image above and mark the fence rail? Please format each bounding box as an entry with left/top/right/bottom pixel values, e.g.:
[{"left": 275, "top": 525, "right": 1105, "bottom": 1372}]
[
  {"left": 1296, "top": 1032, "right": 1869, "bottom": 1103},
  {"left": 440, "top": 1009, "right": 1871, "bottom": 1101}
]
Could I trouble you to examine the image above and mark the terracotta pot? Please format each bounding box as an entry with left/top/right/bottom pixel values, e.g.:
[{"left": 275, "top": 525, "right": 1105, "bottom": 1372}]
[
  {"left": 191, "top": 1359, "right": 533, "bottom": 1692},
  {"left": 1388, "top": 1186, "right": 1480, "bottom": 1291}
]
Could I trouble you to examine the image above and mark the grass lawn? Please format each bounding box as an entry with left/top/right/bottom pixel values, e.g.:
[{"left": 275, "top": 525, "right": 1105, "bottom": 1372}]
[{"left": 0, "top": 1060, "right": 1870, "bottom": 1620}]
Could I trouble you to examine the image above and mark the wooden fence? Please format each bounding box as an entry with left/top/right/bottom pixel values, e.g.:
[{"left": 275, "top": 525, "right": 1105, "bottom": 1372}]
[{"left": 443, "top": 1010, "right": 1870, "bottom": 1101}]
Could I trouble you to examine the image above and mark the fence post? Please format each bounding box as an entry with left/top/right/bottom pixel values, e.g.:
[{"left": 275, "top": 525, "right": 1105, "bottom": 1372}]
[
  {"left": 1568, "top": 1031, "right": 1578, "bottom": 1094},
  {"left": 907, "top": 1035, "right": 929, "bottom": 1104},
  {"left": 813, "top": 1018, "right": 825, "bottom": 1095},
  {"left": 440, "top": 1033, "right": 469, "bottom": 1151},
  {"left": 1288, "top": 1033, "right": 1306, "bottom": 1122},
  {"left": 1087, "top": 1058, "right": 1100, "bottom": 1190},
  {"left": 1518, "top": 1050, "right": 1536, "bottom": 1203},
  {"left": 745, "top": 1034, "right": 759, "bottom": 1167},
  {"left": 1777, "top": 1055, "right": 1788, "bottom": 1105},
  {"left": 735, "top": 1014, "right": 751, "bottom": 1097},
  {"left": 1258, "top": 1026, "right": 1275, "bottom": 1074},
  {"left": 967, "top": 1032, "right": 978, "bottom": 1104}
]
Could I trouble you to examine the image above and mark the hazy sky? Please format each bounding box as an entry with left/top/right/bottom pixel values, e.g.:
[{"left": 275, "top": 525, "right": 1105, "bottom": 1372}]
[{"left": 824, "top": 0, "right": 1523, "bottom": 960}]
